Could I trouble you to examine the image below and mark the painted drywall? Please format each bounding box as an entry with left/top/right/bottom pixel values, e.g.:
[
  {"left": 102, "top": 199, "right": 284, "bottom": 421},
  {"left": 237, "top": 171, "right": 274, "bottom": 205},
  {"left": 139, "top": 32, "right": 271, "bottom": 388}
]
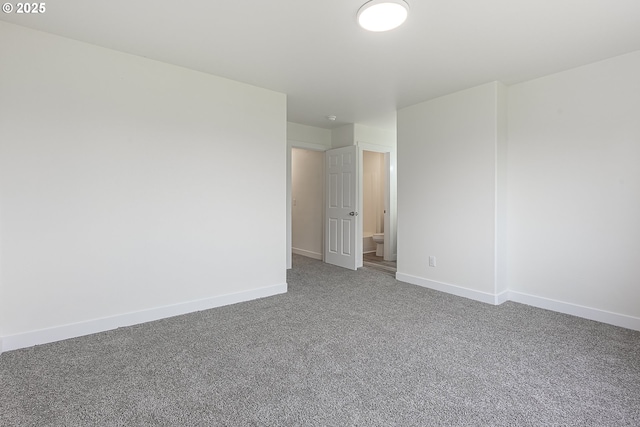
[
  {"left": 287, "top": 122, "right": 331, "bottom": 148},
  {"left": 331, "top": 124, "right": 356, "bottom": 148},
  {"left": 291, "top": 148, "right": 324, "bottom": 259},
  {"left": 495, "top": 83, "right": 508, "bottom": 296},
  {"left": 508, "top": 50, "right": 640, "bottom": 319},
  {"left": 355, "top": 124, "right": 397, "bottom": 148},
  {"left": 397, "top": 82, "right": 506, "bottom": 298},
  {"left": 385, "top": 150, "right": 399, "bottom": 262},
  {"left": 0, "top": 22, "right": 287, "bottom": 346}
]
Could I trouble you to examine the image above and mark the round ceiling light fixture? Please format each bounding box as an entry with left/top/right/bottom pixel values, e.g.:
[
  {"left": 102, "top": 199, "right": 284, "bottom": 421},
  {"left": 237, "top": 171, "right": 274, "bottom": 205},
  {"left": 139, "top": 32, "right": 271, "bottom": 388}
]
[{"left": 357, "top": 0, "right": 409, "bottom": 32}]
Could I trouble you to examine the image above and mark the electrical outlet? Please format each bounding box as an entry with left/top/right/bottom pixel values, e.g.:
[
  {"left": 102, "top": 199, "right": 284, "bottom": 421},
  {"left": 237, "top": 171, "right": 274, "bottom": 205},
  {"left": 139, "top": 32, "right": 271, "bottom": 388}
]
[{"left": 429, "top": 256, "right": 436, "bottom": 267}]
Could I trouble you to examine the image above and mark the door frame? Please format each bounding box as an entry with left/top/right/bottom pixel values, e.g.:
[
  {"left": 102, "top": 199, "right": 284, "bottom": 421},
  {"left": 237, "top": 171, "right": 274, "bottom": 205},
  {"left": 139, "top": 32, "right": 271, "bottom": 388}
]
[{"left": 358, "top": 141, "right": 397, "bottom": 263}]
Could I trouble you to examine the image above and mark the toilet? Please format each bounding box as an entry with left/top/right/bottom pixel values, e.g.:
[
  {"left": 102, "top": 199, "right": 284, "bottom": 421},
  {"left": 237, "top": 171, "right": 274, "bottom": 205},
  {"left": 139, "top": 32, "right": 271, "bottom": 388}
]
[{"left": 372, "top": 233, "right": 384, "bottom": 257}]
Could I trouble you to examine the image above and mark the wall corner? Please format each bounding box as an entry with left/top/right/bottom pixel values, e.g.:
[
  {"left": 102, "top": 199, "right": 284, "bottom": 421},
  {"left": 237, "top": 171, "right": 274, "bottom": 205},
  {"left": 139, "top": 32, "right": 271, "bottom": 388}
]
[{"left": 495, "top": 81, "right": 509, "bottom": 296}]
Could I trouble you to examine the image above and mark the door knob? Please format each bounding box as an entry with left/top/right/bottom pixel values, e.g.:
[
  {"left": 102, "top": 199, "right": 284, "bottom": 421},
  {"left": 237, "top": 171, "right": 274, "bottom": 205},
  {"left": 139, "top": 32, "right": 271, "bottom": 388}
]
[{"left": 349, "top": 212, "right": 358, "bottom": 216}]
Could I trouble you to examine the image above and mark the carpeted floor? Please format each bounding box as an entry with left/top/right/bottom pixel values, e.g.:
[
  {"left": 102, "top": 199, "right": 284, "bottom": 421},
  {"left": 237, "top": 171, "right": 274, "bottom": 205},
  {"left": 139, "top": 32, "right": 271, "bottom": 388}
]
[{"left": 1, "top": 254, "right": 639, "bottom": 426}]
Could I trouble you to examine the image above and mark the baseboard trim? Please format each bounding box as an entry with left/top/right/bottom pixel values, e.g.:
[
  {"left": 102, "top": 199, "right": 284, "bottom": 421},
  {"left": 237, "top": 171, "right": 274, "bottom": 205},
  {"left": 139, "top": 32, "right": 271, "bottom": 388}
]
[
  {"left": 395, "top": 272, "right": 640, "bottom": 331},
  {"left": 292, "top": 248, "right": 322, "bottom": 260},
  {"left": 0, "top": 283, "right": 287, "bottom": 353},
  {"left": 396, "top": 273, "right": 502, "bottom": 305},
  {"left": 508, "top": 291, "right": 640, "bottom": 331},
  {"left": 495, "top": 290, "right": 510, "bottom": 305}
]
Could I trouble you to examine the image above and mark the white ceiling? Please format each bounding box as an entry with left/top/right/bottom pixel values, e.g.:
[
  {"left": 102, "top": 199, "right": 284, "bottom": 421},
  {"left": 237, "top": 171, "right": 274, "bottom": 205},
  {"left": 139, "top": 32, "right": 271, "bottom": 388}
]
[{"left": 3, "top": 0, "right": 640, "bottom": 130}]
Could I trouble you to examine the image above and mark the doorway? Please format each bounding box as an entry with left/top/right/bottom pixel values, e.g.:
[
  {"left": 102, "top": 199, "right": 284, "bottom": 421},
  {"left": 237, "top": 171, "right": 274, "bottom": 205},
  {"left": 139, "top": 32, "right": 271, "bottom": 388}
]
[
  {"left": 358, "top": 142, "right": 397, "bottom": 269},
  {"left": 360, "top": 147, "right": 397, "bottom": 272},
  {"left": 289, "top": 146, "right": 325, "bottom": 267},
  {"left": 287, "top": 141, "right": 327, "bottom": 269},
  {"left": 286, "top": 140, "right": 397, "bottom": 272}
]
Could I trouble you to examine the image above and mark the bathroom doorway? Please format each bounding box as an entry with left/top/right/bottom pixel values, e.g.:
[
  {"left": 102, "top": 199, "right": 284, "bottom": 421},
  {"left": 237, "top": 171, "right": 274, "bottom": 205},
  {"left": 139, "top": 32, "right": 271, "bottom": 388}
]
[
  {"left": 362, "top": 150, "right": 385, "bottom": 255},
  {"left": 359, "top": 144, "right": 397, "bottom": 272}
]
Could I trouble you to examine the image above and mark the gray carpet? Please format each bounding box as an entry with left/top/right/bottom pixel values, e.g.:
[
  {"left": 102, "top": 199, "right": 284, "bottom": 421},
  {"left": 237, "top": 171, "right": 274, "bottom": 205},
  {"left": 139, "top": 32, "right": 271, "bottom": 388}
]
[{"left": 1, "top": 254, "right": 639, "bottom": 426}]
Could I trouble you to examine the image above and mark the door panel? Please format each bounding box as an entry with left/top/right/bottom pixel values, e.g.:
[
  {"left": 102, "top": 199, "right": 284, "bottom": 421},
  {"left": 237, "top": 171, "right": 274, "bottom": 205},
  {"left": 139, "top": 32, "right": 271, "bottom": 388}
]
[
  {"left": 342, "top": 219, "right": 352, "bottom": 254},
  {"left": 325, "top": 146, "right": 358, "bottom": 270},
  {"left": 329, "top": 174, "right": 338, "bottom": 207}
]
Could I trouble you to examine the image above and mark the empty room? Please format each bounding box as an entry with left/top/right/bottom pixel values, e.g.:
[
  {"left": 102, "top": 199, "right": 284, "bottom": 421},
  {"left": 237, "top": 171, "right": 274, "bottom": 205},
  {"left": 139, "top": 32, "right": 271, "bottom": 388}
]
[{"left": 1, "top": 1, "right": 639, "bottom": 425}]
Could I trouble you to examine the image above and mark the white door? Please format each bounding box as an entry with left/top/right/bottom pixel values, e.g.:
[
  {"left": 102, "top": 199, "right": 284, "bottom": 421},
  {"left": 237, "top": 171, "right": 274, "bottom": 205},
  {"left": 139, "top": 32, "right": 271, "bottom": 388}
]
[{"left": 325, "top": 146, "right": 358, "bottom": 270}]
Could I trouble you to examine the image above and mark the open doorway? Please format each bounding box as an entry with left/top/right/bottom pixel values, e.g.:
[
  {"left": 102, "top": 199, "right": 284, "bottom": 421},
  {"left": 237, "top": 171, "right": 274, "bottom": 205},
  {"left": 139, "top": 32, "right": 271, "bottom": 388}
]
[
  {"left": 286, "top": 140, "right": 327, "bottom": 269},
  {"left": 361, "top": 148, "right": 397, "bottom": 273},
  {"left": 291, "top": 147, "right": 324, "bottom": 261}
]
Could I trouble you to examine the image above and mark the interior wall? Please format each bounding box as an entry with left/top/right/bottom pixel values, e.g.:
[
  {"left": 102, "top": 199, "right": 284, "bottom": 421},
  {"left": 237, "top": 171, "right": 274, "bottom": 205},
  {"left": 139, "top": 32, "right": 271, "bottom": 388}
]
[
  {"left": 397, "top": 82, "right": 504, "bottom": 298},
  {"left": 495, "top": 83, "right": 509, "bottom": 296},
  {"left": 331, "top": 124, "right": 355, "bottom": 148},
  {"left": 355, "top": 124, "right": 397, "bottom": 148},
  {"left": 507, "top": 50, "right": 640, "bottom": 319},
  {"left": 287, "top": 122, "right": 332, "bottom": 148},
  {"left": 0, "top": 22, "right": 287, "bottom": 346},
  {"left": 291, "top": 148, "right": 324, "bottom": 259}
]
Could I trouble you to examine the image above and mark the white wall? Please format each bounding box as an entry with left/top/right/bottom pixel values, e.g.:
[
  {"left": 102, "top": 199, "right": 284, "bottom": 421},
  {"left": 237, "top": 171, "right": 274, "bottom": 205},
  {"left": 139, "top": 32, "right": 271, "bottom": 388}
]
[
  {"left": 496, "top": 83, "right": 509, "bottom": 296},
  {"left": 0, "top": 22, "right": 287, "bottom": 350},
  {"left": 291, "top": 148, "right": 324, "bottom": 259},
  {"left": 287, "top": 122, "right": 332, "bottom": 148},
  {"left": 355, "top": 124, "right": 397, "bottom": 148},
  {"left": 397, "top": 54, "right": 640, "bottom": 330},
  {"left": 507, "top": 50, "right": 640, "bottom": 321},
  {"left": 331, "top": 124, "right": 355, "bottom": 148},
  {"left": 397, "top": 82, "right": 507, "bottom": 302}
]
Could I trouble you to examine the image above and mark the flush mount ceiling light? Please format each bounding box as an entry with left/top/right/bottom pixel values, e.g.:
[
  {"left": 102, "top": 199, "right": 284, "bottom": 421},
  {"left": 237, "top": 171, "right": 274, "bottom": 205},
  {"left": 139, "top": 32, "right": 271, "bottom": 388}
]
[{"left": 357, "top": 0, "right": 409, "bottom": 32}]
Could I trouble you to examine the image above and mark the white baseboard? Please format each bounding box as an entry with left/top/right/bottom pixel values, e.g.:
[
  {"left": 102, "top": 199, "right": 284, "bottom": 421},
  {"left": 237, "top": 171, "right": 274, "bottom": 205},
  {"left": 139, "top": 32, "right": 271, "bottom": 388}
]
[
  {"left": 0, "top": 283, "right": 287, "bottom": 353},
  {"left": 292, "top": 248, "right": 322, "bottom": 260},
  {"left": 496, "top": 290, "right": 510, "bottom": 305},
  {"left": 396, "top": 273, "right": 503, "bottom": 305},
  {"left": 395, "top": 272, "right": 640, "bottom": 331},
  {"left": 508, "top": 291, "right": 640, "bottom": 331}
]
